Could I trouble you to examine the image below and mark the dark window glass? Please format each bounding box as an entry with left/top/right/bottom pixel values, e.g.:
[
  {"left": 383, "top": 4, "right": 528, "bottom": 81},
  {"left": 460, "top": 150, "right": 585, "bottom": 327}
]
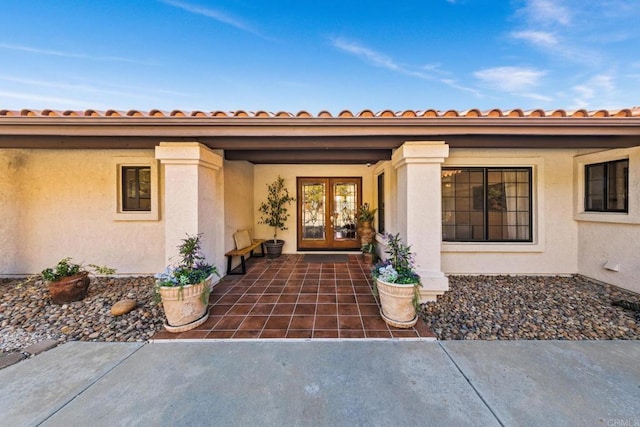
[
  {"left": 442, "top": 167, "right": 532, "bottom": 242},
  {"left": 585, "top": 159, "right": 628, "bottom": 212},
  {"left": 122, "top": 166, "right": 151, "bottom": 211},
  {"left": 377, "top": 173, "right": 385, "bottom": 233}
]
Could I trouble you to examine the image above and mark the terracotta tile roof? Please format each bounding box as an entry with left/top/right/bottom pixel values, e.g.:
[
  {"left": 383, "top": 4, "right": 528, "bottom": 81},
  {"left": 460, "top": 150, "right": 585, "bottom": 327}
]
[{"left": 1, "top": 108, "right": 639, "bottom": 118}]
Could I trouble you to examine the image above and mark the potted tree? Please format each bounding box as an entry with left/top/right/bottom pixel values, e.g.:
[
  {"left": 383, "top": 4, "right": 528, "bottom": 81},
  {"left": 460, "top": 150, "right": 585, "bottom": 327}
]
[
  {"left": 371, "top": 233, "right": 421, "bottom": 328},
  {"left": 155, "top": 234, "right": 219, "bottom": 333},
  {"left": 41, "top": 257, "right": 115, "bottom": 304},
  {"left": 357, "top": 203, "right": 377, "bottom": 246},
  {"left": 361, "top": 242, "right": 376, "bottom": 265},
  {"left": 258, "top": 175, "right": 295, "bottom": 258}
]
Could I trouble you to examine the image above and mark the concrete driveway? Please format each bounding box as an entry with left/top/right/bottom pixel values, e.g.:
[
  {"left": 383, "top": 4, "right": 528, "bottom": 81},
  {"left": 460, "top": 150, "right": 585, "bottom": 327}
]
[{"left": 1, "top": 340, "right": 638, "bottom": 426}]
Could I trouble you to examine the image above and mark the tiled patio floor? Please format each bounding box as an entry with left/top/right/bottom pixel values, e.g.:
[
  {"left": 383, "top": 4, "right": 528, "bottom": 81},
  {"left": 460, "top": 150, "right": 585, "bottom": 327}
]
[{"left": 152, "top": 254, "right": 434, "bottom": 340}]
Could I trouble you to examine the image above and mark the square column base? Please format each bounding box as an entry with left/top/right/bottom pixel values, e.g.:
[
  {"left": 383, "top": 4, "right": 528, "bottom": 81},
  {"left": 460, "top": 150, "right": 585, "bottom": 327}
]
[{"left": 417, "top": 272, "right": 449, "bottom": 303}]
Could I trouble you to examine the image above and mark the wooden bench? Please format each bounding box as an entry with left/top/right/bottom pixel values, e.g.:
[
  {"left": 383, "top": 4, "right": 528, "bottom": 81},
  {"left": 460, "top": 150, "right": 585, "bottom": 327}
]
[{"left": 225, "top": 230, "right": 266, "bottom": 275}]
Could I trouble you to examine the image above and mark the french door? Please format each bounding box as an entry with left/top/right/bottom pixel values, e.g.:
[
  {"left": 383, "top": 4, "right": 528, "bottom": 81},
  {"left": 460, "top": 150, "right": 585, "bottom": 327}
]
[{"left": 297, "top": 177, "right": 362, "bottom": 250}]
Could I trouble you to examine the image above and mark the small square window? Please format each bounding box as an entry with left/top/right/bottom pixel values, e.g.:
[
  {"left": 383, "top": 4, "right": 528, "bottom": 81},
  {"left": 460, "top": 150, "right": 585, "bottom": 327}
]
[
  {"left": 122, "top": 166, "right": 151, "bottom": 211},
  {"left": 585, "top": 159, "right": 628, "bottom": 213}
]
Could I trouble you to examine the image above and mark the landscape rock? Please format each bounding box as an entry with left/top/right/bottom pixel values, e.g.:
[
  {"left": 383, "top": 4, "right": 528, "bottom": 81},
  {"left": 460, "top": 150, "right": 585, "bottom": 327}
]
[{"left": 111, "top": 299, "right": 137, "bottom": 316}]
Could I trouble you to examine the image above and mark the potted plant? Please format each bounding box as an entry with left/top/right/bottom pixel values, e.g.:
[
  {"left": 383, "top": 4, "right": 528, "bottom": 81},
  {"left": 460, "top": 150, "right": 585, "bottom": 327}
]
[
  {"left": 41, "top": 257, "right": 115, "bottom": 304},
  {"left": 361, "top": 242, "right": 376, "bottom": 265},
  {"left": 357, "top": 203, "right": 377, "bottom": 245},
  {"left": 371, "top": 233, "right": 421, "bottom": 328},
  {"left": 258, "top": 175, "right": 295, "bottom": 258},
  {"left": 155, "top": 233, "right": 219, "bottom": 333}
]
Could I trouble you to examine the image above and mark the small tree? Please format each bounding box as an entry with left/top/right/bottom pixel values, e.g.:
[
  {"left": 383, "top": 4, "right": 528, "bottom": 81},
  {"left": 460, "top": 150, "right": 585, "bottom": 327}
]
[{"left": 258, "top": 176, "right": 295, "bottom": 242}]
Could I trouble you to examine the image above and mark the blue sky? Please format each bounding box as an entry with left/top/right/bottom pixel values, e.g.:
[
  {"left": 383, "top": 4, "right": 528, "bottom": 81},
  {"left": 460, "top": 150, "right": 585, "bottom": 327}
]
[{"left": 1, "top": 0, "right": 639, "bottom": 113}]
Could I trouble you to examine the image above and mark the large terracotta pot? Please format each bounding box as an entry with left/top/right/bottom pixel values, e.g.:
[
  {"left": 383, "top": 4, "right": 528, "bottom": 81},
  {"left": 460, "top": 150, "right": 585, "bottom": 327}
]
[
  {"left": 376, "top": 278, "right": 418, "bottom": 328},
  {"left": 47, "top": 272, "right": 90, "bottom": 304},
  {"left": 158, "top": 275, "right": 213, "bottom": 333},
  {"left": 357, "top": 221, "right": 375, "bottom": 246}
]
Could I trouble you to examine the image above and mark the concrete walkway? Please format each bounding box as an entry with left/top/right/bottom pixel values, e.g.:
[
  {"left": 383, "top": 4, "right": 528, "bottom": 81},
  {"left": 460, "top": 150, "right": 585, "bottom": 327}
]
[{"left": 1, "top": 341, "right": 638, "bottom": 426}]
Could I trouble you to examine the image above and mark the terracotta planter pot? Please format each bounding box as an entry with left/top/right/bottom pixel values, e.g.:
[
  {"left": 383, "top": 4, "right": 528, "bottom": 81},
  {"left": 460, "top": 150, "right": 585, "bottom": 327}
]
[
  {"left": 357, "top": 221, "right": 375, "bottom": 246},
  {"left": 47, "top": 272, "right": 90, "bottom": 304},
  {"left": 264, "top": 240, "right": 285, "bottom": 258},
  {"left": 158, "top": 275, "right": 213, "bottom": 332},
  {"left": 376, "top": 278, "right": 418, "bottom": 328}
]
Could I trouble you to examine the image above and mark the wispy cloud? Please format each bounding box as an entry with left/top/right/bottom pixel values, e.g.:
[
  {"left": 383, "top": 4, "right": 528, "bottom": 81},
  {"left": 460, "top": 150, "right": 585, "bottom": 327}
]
[
  {"left": 0, "top": 43, "right": 156, "bottom": 65},
  {"left": 520, "top": 0, "right": 571, "bottom": 26},
  {"left": 332, "top": 37, "right": 483, "bottom": 98},
  {"left": 474, "top": 66, "right": 546, "bottom": 92},
  {"left": 160, "top": 0, "right": 270, "bottom": 40},
  {"left": 0, "top": 90, "right": 103, "bottom": 108},
  {"left": 510, "top": 30, "right": 558, "bottom": 48},
  {"left": 571, "top": 74, "right": 615, "bottom": 108}
]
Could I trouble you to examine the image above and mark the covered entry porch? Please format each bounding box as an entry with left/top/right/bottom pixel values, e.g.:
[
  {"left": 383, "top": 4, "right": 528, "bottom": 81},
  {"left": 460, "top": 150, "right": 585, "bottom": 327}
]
[{"left": 151, "top": 255, "right": 434, "bottom": 340}]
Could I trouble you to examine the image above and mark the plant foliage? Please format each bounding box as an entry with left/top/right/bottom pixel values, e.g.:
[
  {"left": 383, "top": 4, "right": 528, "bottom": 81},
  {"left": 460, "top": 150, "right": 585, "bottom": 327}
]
[
  {"left": 258, "top": 175, "right": 295, "bottom": 242},
  {"left": 357, "top": 203, "right": 377, "bottom": 222},
  {"left": 41, "top": 257, "right": 115, "bottom": 282}
]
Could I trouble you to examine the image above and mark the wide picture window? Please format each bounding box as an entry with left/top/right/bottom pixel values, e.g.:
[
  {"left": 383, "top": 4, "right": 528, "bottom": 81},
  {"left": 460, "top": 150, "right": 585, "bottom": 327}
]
[{"left": 442, "top": 167, "right": 532, "bottom": 242}]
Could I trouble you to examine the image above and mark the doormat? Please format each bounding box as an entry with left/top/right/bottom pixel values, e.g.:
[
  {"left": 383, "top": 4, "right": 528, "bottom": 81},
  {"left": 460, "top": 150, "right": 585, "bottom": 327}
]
[{"left": 302, "top": 254, "right": 349, "bottom": 263}]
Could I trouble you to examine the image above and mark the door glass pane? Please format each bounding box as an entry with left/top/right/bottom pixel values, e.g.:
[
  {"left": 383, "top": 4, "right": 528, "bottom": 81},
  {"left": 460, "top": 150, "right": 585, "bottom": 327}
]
[
  {"left": 302, "top": 182, "right": 325, "bottom": 239},
  {"left": 333, "top": 182, "right": 357, "bottom": 240}
]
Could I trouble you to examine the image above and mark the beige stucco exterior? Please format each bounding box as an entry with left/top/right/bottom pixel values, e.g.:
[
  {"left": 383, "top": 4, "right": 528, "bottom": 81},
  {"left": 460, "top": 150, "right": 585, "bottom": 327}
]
[
  {"left": 1, "top": 115, "right": 639, "bottom": 295},
  {"left": 0, "top": 148, "right": 165, "bottom": 275}
]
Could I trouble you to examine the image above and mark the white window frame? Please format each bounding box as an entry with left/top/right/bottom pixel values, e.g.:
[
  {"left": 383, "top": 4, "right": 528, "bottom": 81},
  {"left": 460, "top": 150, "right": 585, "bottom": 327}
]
[{"left": 113, "top": 157, "right": 159, "bottom": 221}]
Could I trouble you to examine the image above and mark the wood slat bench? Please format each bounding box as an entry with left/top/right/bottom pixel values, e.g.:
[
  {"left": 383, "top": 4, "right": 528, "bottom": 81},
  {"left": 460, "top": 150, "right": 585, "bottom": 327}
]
[{"left": 225, "top": 230, "right": 266, "bottom": 275}]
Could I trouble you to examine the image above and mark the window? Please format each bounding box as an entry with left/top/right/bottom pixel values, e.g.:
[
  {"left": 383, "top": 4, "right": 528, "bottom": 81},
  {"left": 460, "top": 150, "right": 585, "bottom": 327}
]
[
  {"left": 122, "top": 166, "right": 151, "bottom": 211},
  {"left": 377, "top": 173, "right": 385, "bottom": 233},
  {"left": 442, "top": 167, "right": 532, "bottom": 242},
  {"left": 585, "top": 159, "right": 628, "bottom": 212}
]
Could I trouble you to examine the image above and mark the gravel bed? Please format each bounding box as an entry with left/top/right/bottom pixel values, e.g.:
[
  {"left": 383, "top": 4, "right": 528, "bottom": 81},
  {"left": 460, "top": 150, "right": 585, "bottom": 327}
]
[
  {"left": 0, "top": 277, "right": 164, "bottom": 354},
  {"left": 421, "top": 275, "right": 640, "bottom": 340}
]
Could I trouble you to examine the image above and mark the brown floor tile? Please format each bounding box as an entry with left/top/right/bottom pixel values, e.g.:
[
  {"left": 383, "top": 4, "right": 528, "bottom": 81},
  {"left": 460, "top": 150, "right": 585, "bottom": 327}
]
[
  {"left": 314, "top": 315, "right": 338, "bottom": 329},
  {"left": 210, "top": 305, "right": 233, "bottom": 316},
  {"left": 215, "top": 315, "right": 246, "bottom": 330},
  {"left": 257, "top": 294, "right": 280, "bottom": 303},
  {"left": 287, "top": 329, "right": 312, "bottom": 338},
  {"left": 414, "top": 321, "right": 436, "bottom": 337},
  {"left": 297, "top": 294, "right": 318, "bottom": 304},
  {"left": 227, "top": 304, "right": 254, "bottom": 316},
  {"left": 315, "top": 304, "right": 337, "bottom": 316},
  {"left": 177, "top": 330, "right": 209, "bottom": 339},
  {"left": 264, "top": 315, "right": 292, "bottom": 330},
  {"left": 260, "top": 329, "right": 288, "bottom": 338},
  {"left": 362, "top": 316, "right": 389, "bottom": 330},
  {"left": 337, "top": 294, "right": 357, "bottom": 304},
  {"left": 233, "top": 330, "right": 262, "bottom": 338},
  {"left": 278, "top": 294, "right": 298, "bottom": 304},
  {"left": 317, "top": 294, "right": 337, "bottom": 304},
  {"left": 358, "top": 304, "right": 381, "bottom": 315},
  {"left": 250, "top": 304, "right": 275, "bottom": 315},
  {"left": 294, "top": 304, "right": 316, "bottom": 315},
  {"left": 151, "top": 330, "right": 174, "bottom": 339},
  {"left": 365, "top": 330, "right": 392, "bottom": 338},
  {"left": 206, "top": 330, "right": 235, "bottom": 339},
  {"left": 338, "top": 316, "right": 363, "bottom": 330},
  {"left": 338, "top": 304, "right": 360, "bottom": 316},
  {"left": 238, "top": 316, "right": 269, "bottom": 330},
  {"left": 238, "top": 294, "right": 261, "bottom": 304},
  {"left": 290, "top": 315, "right": 314, "bottom": 329},
  {"left": 271, "top": 303, "right": 296, "bottom": 315},
  {"left": 340, "top": 330, "right": 366, "bottom": 338},
  {"left": 197, "top": 315, "right": 223, "bottom": 329},
  {"left": 390, "top": 329, "right": 419, "bottom": 338},
  {"left": 313, "top": 330, "right": 339, "bottom": 338}
]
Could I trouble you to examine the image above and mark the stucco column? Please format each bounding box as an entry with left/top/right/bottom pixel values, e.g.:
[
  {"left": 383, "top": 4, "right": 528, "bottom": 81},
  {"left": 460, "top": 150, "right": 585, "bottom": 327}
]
[
  {"left": 155, "top": 142, "right": 224, "bottom": 273},
  {"left": 392, "top": 141, "right": 449, "bottom": 302}
]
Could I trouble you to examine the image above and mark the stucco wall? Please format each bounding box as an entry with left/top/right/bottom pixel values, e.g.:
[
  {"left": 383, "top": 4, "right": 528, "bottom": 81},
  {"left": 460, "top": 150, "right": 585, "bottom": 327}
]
[
  {"left": 224, "top": 160, "right": 255, "bottom": 268},
  {"left": 0, "top": 149, "right": 164, "bottom": 275},
  {"left": 441, "top": 148, "right": 579, "bottom": 275},
  {"left": 253, "top": 164, "right": 374, "bottom": 253}
]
